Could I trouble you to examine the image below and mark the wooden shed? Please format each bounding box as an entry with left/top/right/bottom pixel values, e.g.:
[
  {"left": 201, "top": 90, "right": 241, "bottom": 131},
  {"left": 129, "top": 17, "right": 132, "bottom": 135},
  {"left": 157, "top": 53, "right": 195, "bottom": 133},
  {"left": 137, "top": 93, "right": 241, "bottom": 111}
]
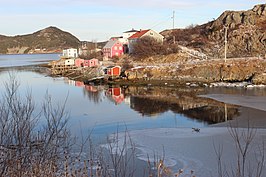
[{"left": 106, "top": 66, "right": 121, "bottom": 76}]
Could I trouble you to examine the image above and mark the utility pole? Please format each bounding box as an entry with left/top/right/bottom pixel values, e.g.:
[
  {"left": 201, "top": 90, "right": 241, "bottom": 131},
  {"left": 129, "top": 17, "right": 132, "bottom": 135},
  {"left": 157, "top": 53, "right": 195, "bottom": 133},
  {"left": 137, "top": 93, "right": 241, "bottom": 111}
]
[
  {"left": 224, "top": 26, "right": 228, "bottom": 62},
  {"left": 172, "top": 11, "right": 175, "bottom": 29},
  {"left": 224, "top": 103, "right": 228, "bottom": 122},
  {"left": 172, "top": 11, "right": 176, "bottom": 44}
]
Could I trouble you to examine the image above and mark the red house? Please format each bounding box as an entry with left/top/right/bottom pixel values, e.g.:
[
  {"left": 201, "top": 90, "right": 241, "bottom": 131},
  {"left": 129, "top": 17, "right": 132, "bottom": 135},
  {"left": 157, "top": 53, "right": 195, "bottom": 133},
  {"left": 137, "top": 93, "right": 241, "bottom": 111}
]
[
  {"left": 106, "top": 66, "right": 121, "bottom": 76},
  {"left": 102, "top": 39, "right": 124, "bottom": 59},
  {"left": 84, "top": 58, "right": 99, "bottom": 67},
  {"left": 75, "top": 59, "right": 84, "bottom": 67}
]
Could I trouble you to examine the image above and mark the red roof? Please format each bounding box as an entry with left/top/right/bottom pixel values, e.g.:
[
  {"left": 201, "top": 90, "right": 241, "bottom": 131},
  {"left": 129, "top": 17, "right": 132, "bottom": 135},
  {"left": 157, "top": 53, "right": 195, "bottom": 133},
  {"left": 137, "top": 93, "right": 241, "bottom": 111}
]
[{"left": 128, "top": 30, "right": 150, "bottom": 39}]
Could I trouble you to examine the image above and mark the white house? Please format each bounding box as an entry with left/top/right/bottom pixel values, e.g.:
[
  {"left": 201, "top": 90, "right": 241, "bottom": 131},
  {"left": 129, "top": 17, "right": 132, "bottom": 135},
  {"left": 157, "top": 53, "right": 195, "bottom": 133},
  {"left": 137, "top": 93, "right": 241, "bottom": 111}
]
[
  {"left": 64, "top": 59, "right": 75, "bottom": 66},
  {"left": 62, "top": 48, "right": 78, "bottom": 58},
  {"left": 122, "top": 29, "right": 139, "bottom": 44},
  {"left": 128, "top": 29, "right": 164, "bottom": 54}
]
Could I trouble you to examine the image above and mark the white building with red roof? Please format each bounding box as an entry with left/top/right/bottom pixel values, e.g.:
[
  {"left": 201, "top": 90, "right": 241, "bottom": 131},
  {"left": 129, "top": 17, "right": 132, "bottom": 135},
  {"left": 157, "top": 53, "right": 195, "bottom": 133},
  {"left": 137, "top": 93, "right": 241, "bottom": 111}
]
[
  {"left": 128, "top": 29, "right": 164, "bottom": 54},
  {"left": 122, "top": 29, "right": 139, "bottom": 44}
]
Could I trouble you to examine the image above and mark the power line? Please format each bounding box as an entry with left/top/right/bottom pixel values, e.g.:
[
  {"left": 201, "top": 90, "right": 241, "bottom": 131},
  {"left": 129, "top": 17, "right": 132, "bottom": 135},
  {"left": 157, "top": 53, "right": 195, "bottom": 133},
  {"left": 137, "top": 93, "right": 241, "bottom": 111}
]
[{"left": 146, "top": 12, "right": 173, "bottom": 29}]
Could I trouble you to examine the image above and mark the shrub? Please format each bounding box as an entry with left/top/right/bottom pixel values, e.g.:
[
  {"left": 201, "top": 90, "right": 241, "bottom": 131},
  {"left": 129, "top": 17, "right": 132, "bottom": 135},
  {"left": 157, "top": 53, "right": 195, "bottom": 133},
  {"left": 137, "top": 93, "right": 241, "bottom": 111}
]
[{"left": 131, "top": 36, "right": 179, "bottom": 59}]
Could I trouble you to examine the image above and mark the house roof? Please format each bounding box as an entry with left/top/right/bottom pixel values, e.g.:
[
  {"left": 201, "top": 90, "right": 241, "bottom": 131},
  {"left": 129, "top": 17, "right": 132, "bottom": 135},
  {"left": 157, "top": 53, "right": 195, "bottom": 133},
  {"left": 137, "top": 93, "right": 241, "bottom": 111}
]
[
  {"left": 110, "top": 36, "right": 123, "bottom": 40},
  {"left": 106, "top": 65, "right": 121, "bottom": 69},
  {"left": 123, "top": 29, "right": 140, "bottom": 33},
  {"left": 128, "top": 29, "right": 150, "bottom": 39},
  {"left": 103, "top": 39, "right": 121, "bottom": 49}
]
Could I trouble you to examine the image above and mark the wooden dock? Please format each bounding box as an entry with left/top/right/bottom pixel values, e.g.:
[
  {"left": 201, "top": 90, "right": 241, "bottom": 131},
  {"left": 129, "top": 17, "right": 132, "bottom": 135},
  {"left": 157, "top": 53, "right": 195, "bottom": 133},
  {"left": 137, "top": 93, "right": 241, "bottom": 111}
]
[{"left": 51, "top": 64, "right": 77, "bottom": 75}]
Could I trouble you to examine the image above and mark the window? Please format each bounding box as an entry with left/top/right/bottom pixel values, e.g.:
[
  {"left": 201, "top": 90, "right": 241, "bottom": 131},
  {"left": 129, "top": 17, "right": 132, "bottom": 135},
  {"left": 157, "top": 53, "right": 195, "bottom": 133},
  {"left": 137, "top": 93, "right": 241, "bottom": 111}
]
[
  {"left": 114, "top": 46, "right": 118, "bottom": 50},
  {"left": 119, "top": 46, "right": 122, "bottom": 50}
]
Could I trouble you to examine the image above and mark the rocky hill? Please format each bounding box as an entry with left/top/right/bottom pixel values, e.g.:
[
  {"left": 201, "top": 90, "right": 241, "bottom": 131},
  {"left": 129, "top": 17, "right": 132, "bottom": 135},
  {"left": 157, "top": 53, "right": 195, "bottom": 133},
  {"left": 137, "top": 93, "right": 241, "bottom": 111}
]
[
  {"left": 161, "top": 4, "right": 266, "bottom": 58},
  {"left": 0, "top": 26, "right": 80, "bottom": 54}
]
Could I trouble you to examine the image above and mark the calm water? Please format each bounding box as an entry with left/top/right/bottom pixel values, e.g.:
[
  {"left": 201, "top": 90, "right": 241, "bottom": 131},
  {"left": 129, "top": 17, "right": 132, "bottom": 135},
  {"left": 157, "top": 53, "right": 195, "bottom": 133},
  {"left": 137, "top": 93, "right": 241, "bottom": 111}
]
[
  {"left": 0, "top": 53, "right": 60, "bottom": 67},
  {"left": 0, "top": 69, "right": 213, "bottom": 142},
  {"left": 1, "top": 54, "right": 263, "bottom": 142}
]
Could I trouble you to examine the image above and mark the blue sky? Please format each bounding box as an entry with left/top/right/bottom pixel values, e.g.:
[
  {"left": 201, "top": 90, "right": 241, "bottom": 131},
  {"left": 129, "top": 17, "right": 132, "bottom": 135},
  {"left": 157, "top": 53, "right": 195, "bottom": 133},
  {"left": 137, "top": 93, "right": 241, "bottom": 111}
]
[{"left": 0, "top": 0, "right": 264, "bottom": 41}]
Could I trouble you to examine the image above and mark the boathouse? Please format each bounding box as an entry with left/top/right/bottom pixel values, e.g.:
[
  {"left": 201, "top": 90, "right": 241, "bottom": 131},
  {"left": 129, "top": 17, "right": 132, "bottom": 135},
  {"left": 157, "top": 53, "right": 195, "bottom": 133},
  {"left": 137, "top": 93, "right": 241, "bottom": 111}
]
[{"left": 106, "top": 66, "right": 121, "bottom": 76}]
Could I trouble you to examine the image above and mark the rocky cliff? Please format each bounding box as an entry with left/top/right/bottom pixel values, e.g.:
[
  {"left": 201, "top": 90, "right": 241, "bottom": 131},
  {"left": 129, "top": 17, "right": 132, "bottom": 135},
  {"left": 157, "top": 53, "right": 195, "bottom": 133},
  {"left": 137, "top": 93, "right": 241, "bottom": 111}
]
[
  {"left": 0, "top": 26, "right": 80, "bottom": 54},
  {"left": 161, "top": 4, "right": 266, "bottom": 58}
]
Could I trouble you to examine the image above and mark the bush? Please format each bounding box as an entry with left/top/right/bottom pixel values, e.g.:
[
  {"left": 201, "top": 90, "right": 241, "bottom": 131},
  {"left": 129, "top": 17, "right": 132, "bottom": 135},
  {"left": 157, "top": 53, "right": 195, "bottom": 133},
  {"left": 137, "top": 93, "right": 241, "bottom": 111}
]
[{"left": 131, "top": 36, "right": 179, "bottom": 59}]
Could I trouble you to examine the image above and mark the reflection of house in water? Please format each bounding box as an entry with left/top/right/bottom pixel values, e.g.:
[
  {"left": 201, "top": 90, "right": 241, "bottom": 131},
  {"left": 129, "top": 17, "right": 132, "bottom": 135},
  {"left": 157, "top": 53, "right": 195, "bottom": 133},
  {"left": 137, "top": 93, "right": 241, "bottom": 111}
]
[
  {"left": 75, "top": 81, "right": 84, "bottom": 87},
  {"left": 124, "top": 96, "right": 131, "bottom": 105},
  {"left": 85, "top": 85, "right": 98, "bottom": 92},
  {"left": 64, "top": 78, "right": 75, "bottom": 86},
  {"left": 83, "top": 85, "right": 103, "bottom": 104},
  {"left": 106, "top": 87, "right": 125, "bottom": 105}
]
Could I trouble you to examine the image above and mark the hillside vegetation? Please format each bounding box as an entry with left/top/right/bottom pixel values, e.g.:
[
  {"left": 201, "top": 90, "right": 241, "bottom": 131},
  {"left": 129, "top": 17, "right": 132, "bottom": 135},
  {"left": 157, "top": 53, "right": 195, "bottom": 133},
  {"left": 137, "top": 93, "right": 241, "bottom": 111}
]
[{"left": 0, "top": 26, "right": 80, "bottom": 54}]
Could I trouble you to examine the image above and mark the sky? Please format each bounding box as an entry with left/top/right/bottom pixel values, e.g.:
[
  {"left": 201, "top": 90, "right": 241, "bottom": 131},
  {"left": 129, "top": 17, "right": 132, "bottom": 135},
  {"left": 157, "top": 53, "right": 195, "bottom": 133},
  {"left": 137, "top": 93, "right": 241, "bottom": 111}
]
[{"left": 0, "top": 0, "right": 264, "bottom": 42}]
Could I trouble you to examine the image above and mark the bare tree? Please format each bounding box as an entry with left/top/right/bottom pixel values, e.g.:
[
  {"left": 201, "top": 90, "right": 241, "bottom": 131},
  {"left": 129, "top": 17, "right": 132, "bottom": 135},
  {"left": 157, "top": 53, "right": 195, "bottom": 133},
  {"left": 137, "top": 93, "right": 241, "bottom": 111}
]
[
  {"left": 214, "top": 120, "right": 265, "bottom": 177},
  {"left": 0, "top": 73, "right": 71, "bottom": 176}
]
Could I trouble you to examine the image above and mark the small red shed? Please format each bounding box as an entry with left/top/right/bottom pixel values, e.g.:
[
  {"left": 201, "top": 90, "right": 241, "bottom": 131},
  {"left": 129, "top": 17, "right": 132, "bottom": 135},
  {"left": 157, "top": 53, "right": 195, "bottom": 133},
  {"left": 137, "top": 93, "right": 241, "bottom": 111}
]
[
  {"left": 84, "top": 58, "right": 99, "bottom": 67},
  {"left": 106, "top": 66, "right": 121, "bottom": 76},
  {"left": 75, "top": 59, "right": 84, "bottom": 67}
]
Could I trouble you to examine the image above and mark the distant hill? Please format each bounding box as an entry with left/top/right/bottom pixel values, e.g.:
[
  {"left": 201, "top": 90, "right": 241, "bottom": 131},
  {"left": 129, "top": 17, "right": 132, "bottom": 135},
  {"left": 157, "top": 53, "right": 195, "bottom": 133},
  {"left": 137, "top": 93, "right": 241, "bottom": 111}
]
[
  {"left": 161, "top": 4, "right": 266, "bottom": 58},
  {"left": 0, "top": 26, "right": 80, "bottom": 54}
]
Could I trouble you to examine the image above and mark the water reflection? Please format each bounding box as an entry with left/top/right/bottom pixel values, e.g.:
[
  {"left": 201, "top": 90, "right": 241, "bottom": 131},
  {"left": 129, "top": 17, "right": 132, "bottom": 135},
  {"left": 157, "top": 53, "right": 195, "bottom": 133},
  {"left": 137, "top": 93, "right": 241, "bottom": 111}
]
[
  {"left": 70, "top": 81, "right": 239, "bottom": 125},
  {"left": 83, "top": 85, "right": 104, "bottom": 104},
  {"left": 126, "top": 88, "right": 239, "bottom": 124},
  {"left": 105, "top": 87, "right": 125, "bottom": 105}
]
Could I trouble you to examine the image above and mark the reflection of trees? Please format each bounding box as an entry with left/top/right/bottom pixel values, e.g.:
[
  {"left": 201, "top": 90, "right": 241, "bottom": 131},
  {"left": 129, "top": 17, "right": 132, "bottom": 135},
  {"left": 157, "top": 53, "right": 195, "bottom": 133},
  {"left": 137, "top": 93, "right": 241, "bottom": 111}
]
[
  {"left": 129, "top": 93, "right": 239, "bottom": 124},
  {"left": 171, "top": 103, "right": 239, "bottom": 124},
  {"left": 130, "top": 96, "right": 170, "bottom": 116},
  {"left": 82, "top": 87, "right": 102, "bottom": 104}
]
